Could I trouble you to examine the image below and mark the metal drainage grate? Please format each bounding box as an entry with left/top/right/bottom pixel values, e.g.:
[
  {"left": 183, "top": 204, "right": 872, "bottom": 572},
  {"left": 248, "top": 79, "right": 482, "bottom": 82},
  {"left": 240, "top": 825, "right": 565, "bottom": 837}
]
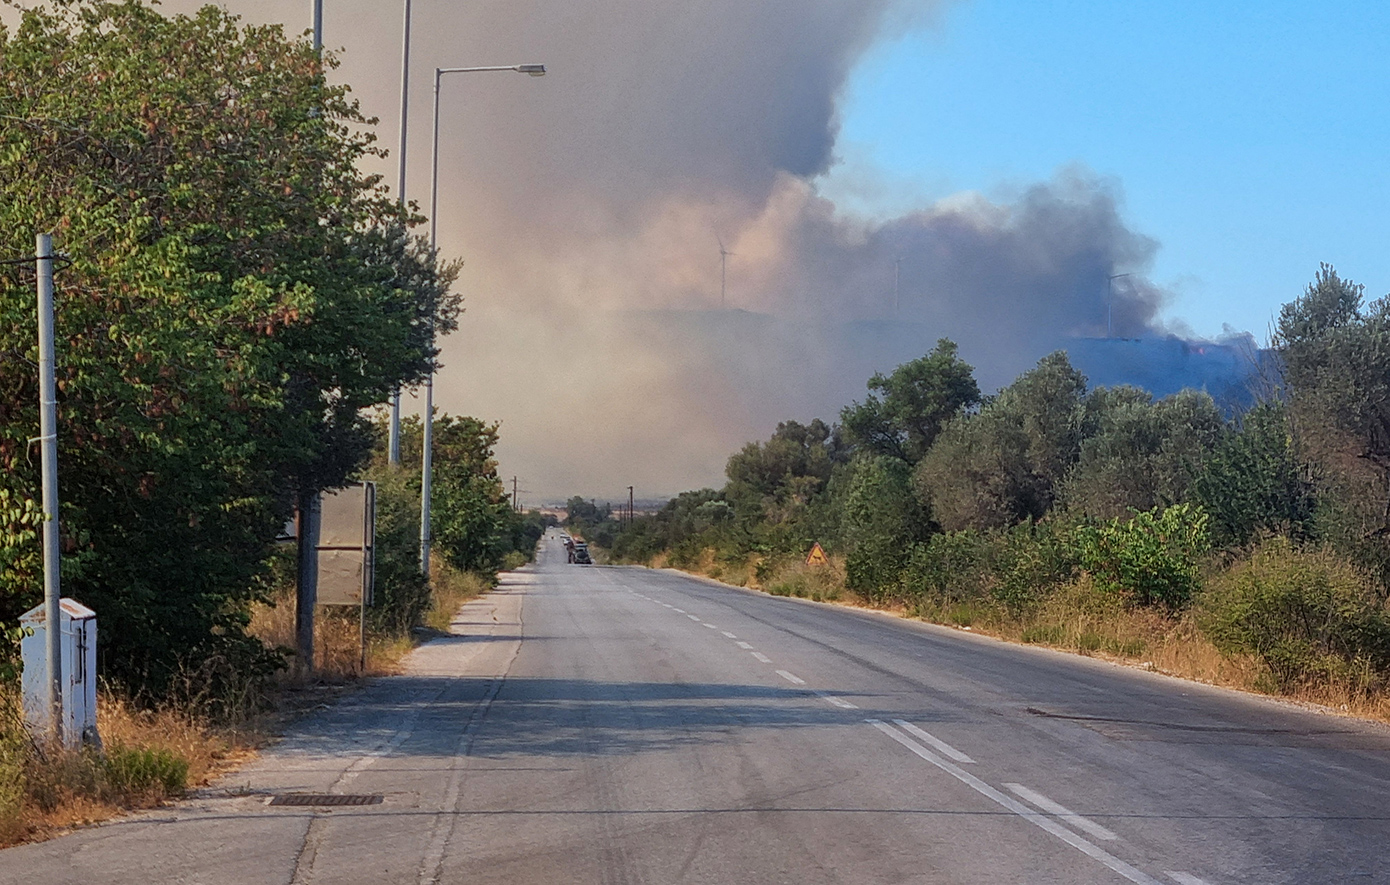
[{"left": 268, "top": 793, "right": 383, "bottom": 807}]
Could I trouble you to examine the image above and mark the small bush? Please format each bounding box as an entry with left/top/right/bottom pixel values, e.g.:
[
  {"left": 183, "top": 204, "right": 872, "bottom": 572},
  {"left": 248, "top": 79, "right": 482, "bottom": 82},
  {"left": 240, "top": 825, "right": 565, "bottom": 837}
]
[
  {"left": 1071, "top": 504, "right": 1210, "bottom": 608},
  {"left": 102, "top": 745, "right": 188, "bottom": 800},
  {"left": 1199, "top": 537, "right": 1390, "bottom": 691}
]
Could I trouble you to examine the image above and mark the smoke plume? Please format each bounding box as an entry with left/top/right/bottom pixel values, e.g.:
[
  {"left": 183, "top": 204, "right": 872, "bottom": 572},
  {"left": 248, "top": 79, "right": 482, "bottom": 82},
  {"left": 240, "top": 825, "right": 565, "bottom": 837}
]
[{"left": 151, "top": 1, "right": 1175, "bottom": 500}]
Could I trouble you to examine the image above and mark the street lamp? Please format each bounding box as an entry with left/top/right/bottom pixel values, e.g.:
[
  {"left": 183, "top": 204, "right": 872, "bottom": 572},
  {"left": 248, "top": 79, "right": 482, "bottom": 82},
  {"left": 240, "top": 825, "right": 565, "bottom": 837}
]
[
  {"left": 387, "top": 0, "right": 412, "bottom": 465},
  {"left": 420, "top": 63, "right": 546, "bottom": 577}
]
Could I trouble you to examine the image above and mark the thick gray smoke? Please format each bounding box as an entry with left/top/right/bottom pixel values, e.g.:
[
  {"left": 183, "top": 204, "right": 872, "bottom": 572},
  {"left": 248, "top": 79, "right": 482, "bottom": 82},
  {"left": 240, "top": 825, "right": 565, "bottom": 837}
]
[{"left": 144, "top": 1, "right": 1174, "bottom": 500}]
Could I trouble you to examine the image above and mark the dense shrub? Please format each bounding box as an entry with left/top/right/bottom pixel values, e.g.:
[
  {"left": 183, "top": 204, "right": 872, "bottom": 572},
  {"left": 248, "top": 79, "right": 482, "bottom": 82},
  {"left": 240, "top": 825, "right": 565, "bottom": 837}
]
[
  {"left": 1071, "top": 504, "right": 1210, "bottom": 607},
  {"left": 1200, "top": 538, "right": 1390, "bottom": 690}
]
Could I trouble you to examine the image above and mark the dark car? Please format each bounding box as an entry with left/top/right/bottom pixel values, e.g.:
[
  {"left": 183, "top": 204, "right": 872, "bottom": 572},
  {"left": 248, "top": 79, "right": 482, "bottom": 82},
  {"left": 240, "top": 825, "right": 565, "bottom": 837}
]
[{"left": 573, "top": 543, "right": 592, "bottom": 565}]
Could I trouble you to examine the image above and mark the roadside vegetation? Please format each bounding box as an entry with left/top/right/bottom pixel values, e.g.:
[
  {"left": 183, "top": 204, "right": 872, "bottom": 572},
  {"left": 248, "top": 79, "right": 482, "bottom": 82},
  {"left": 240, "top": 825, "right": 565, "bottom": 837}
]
[
  {"left": 0, "top": 3, "right": 543, "bottom": 846},
  {"left": 600, "top": 267, "right": 1390, "bottom": 723}
]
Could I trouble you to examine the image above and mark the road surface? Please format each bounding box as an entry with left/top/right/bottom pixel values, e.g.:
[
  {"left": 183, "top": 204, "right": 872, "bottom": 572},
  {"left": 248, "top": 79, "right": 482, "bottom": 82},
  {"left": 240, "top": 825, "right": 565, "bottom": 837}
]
[{"left": 7, "top": 529, "right": 1389, "bottom": 883}]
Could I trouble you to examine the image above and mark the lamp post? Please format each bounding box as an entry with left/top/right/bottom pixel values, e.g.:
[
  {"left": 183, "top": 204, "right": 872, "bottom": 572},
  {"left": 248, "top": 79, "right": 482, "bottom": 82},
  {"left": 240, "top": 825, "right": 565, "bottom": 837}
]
[
  {"left": 419, "top": 62, "right": 546, "bottom": 577},
  {"left": 387, "top": 0, "right": 412, "bottom": 465}
]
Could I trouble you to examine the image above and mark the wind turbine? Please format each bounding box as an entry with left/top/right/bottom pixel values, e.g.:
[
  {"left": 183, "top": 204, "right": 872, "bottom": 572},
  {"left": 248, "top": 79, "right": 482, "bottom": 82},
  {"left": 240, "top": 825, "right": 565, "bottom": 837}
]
[{"left": 717, "top": 234, "right": 734, "bottom": 309}]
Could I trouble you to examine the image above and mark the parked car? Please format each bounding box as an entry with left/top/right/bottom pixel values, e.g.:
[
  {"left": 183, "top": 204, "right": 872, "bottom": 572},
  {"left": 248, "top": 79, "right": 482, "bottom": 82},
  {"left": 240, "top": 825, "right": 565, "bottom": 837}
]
[{"left": 573, "top": 542, "right": 592, "bottom": 565}]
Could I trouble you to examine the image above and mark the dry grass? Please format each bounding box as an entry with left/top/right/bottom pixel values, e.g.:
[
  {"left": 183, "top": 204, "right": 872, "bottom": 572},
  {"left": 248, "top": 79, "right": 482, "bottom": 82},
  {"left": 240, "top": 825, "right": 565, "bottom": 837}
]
[
  {"left": 422, "top": 559, "right": 492, "bottom": 633},
  {"left": 248, "top": 590, "right": 412, "bottom": 682},
  {"left": 0, "top": 688, "right": 242, "bottom": 848}
]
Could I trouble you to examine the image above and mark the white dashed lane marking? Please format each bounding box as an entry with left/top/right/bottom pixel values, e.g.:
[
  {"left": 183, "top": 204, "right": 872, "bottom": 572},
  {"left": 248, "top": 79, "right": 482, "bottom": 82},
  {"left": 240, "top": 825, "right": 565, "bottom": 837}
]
[
  {"left": 776, "top": 670, "right": 806, "bottom": 685},
  {"left": 751, "top": 652, "right": 772, "bottom": 664}
]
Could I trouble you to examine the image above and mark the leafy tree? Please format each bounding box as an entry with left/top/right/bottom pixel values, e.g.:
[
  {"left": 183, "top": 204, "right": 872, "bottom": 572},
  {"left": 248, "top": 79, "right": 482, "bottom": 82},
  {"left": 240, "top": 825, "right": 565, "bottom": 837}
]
[
  {"left": 724, "top": 418, "right": 840, "bottom": 526},
  {"left": 843, "top": 456, "right": 924, "bottom": 600},
  {"left": 841, "top": 339, "right": 980, "bottom": 463},
  {"left": 1062, "top": 388, "right": 1224, "bottom": 519},
  {"left": 1191, "top": 403, "right": 1314, "bottom": 546},
  {"left": 914, "top": 352, "right": 1087, "bottom": 529},
  {"left": 0, "top": 2, "right": 457, "bottom": 690},
  {"left": 1273, "top": 264, "right": 1390, "bottom": 581}
]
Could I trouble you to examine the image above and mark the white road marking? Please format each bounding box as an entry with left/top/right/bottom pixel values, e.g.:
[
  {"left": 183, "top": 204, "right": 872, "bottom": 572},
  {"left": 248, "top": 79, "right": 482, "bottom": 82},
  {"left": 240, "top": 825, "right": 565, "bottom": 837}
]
[
  {"left": 812, "top": 690, "right": 858, "bottom": 709},
  {"left": 672, "top": 608, "right": 686, "bottom": 613},
  {"left": 751, "top": 652, "right": 772, "bottom": 663},
  {"left": 703, "top": 623, "right": 719, "bottom": 629},
  {"left": 1004, "top": 783, "right": 1117, "bottom": 841},
  {"left": 721, "top": 631, "right": 737, "bottom": 639},
  {"left": 736, "top": 641, "right": 754, "bottom": 649},
  {"left": 1166, "top": 874, "right": 1213, "bottom": 885},
  {"left": 892, "top": 720, "right": 977, "bottom": 765},
  {"left": 868, "top": 721, "right": 1164, "bottom": 885},
  {"left": 687, "top": 614, "right": 701, "bottom": 621},
  {"left": 776, "top": 670, "right": 806, "bottom": 685}
]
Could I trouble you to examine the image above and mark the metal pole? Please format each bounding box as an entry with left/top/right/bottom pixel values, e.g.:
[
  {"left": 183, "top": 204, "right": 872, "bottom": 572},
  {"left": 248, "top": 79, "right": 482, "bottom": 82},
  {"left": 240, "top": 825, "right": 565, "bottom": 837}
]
[
  {"left": 295, "top": 489, "right": 319, "bottom": 674},
  {"left": 388, "top": 0, "right": 412, "bottom": 466},
  {"left": 36, "top": 233, "right": 62, "bottom": 745},
  {"left": 420, "top": 67, "right": 442, "bottom": 577},
  {"left": 311, "top": 0, "right": 323, "bottom": 52}
]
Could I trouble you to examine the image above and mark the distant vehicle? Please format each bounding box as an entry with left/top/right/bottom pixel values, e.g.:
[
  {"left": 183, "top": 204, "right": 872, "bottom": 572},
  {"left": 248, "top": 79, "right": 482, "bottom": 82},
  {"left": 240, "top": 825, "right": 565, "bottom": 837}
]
[{"left": 573, "top": 542, "right": 591, "bottom": 565}]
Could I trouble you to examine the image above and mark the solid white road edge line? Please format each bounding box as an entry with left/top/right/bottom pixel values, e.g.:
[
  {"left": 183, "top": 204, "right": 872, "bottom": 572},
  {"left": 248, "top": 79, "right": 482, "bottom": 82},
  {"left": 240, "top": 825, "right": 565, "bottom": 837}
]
[
  {"left": 751, "top": 652, "right": 773, "bottom": 663},
  {"left": 776, "top": 670, "right": 806, "bottom": 685},
  {"left": 867, "top": 720, "right": 1165, "bottom": 885},
  {"left": 1004, "top": 783, "right": 1118, "bottom": 841},
  {"left": 892, "top": 720, "right": 977, "bottom": 765}
]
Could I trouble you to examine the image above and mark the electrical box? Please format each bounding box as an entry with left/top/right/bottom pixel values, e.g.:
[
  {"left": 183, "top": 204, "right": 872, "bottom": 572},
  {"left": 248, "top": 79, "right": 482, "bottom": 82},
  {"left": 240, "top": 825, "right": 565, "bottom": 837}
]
[{"left": 20, "top": 598, "right": 98, "bottom": 748}]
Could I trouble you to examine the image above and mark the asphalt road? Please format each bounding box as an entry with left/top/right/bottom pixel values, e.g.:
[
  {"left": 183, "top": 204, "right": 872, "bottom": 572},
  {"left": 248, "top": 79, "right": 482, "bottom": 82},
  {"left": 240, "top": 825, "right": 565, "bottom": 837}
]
[{"left": 7, "top": 529, "right": 1390, "bottom": 884}]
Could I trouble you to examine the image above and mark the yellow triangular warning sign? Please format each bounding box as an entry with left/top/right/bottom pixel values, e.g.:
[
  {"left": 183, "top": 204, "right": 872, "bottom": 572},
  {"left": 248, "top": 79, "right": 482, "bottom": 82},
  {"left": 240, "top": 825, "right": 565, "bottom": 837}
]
[{"left": 806, "top": 542, "right": 829, "bottom": 566}]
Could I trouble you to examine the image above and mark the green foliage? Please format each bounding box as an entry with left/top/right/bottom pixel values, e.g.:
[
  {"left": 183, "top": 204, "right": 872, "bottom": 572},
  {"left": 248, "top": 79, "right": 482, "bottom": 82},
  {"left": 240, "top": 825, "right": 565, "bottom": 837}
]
[
  {"left": 901, "top": 521, "right": 1075, "bottom": 613},
  {"left": 841, "top": 339, "right": 980, "bottom": 463},
  {"left": 1071, "top": 504, "right": 1211, "bottom": 607},
  {"left": 0, "top": 2, "right": 457, "bottom": 694},
  {"left": 843, "top": 456, "right": 922, "bottom": 600},
  {"left": 915, "top": 352, "right": 1087, "bottom": 530},
  {"left": 101, "top": 744, "right": 189, "bottom": 799},
  {"left": 725, "top": 419, "right": 840, "bottom": 527},
  {"left": 1191, "top": 403, "right": 1314, "bottom": 546},
  {"left": 1200, "top": 537, "right": 1390, "bottom": 690},
  {"left": 1062, "top": 388, "right": 1224, "bottom": 519}
]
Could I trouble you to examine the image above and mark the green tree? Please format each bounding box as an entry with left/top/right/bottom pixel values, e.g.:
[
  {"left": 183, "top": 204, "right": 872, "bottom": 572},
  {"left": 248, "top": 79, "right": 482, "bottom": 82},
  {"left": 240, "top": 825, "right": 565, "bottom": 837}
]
[
  {"left": 1062, "top": 388, "right": 1225, "bottom": 519},
  {"left": 843, "top": 456, "right": 924, "bottom": 600},
  {"left": 914, "top": 352, "right": 1087, "bottom": 529},
  {"left": 0, "top": 2, "right": 458, "bottom": 690},
  {"left": 1273, "top": 264, "right": 1390, "bottom": 581},
  {"left": 841, "top": 339, "right": 980, "bottom": 463},
  {"left": 1191, "top": 403, "right": 1314, "bottom": 547}
]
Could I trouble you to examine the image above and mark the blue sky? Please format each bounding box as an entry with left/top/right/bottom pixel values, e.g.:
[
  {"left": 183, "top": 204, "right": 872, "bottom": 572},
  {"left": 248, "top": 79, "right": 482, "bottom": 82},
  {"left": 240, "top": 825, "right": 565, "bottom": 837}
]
[{"left": 822, "top": 0, "right": 1390, "bottom": 340}]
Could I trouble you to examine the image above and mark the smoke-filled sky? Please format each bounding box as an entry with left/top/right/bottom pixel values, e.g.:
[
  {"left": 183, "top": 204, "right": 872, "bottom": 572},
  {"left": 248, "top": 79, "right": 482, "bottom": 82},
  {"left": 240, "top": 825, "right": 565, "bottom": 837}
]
[{"left": 46, "top": 1, "right": 1390, "bottom": 502}]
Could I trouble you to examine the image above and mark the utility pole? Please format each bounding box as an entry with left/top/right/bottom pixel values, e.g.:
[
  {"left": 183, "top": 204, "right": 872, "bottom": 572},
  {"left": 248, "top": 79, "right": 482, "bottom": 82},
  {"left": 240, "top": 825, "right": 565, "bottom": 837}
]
[
  {"left": 513, "top": 476, "right": 519, "bottom": 513},
  {"left": 296, "top": 0, "right": 325, "bottom": 675},
  {"left": 628, "top": 486, "right": 634, "bottom": 525},
  {"left": 36, "top": 233, "right": 61, "bottom": 744},
  {"left": 388, "top": 0, "right": 411, "bottom": 466}
]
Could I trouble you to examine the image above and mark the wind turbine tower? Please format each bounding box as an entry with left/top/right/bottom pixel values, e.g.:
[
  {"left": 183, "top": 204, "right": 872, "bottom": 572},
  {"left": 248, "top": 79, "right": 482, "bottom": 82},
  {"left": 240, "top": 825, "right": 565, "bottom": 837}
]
[{"left": 718, "top": 235, "right": 734, "bottom": 309}]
